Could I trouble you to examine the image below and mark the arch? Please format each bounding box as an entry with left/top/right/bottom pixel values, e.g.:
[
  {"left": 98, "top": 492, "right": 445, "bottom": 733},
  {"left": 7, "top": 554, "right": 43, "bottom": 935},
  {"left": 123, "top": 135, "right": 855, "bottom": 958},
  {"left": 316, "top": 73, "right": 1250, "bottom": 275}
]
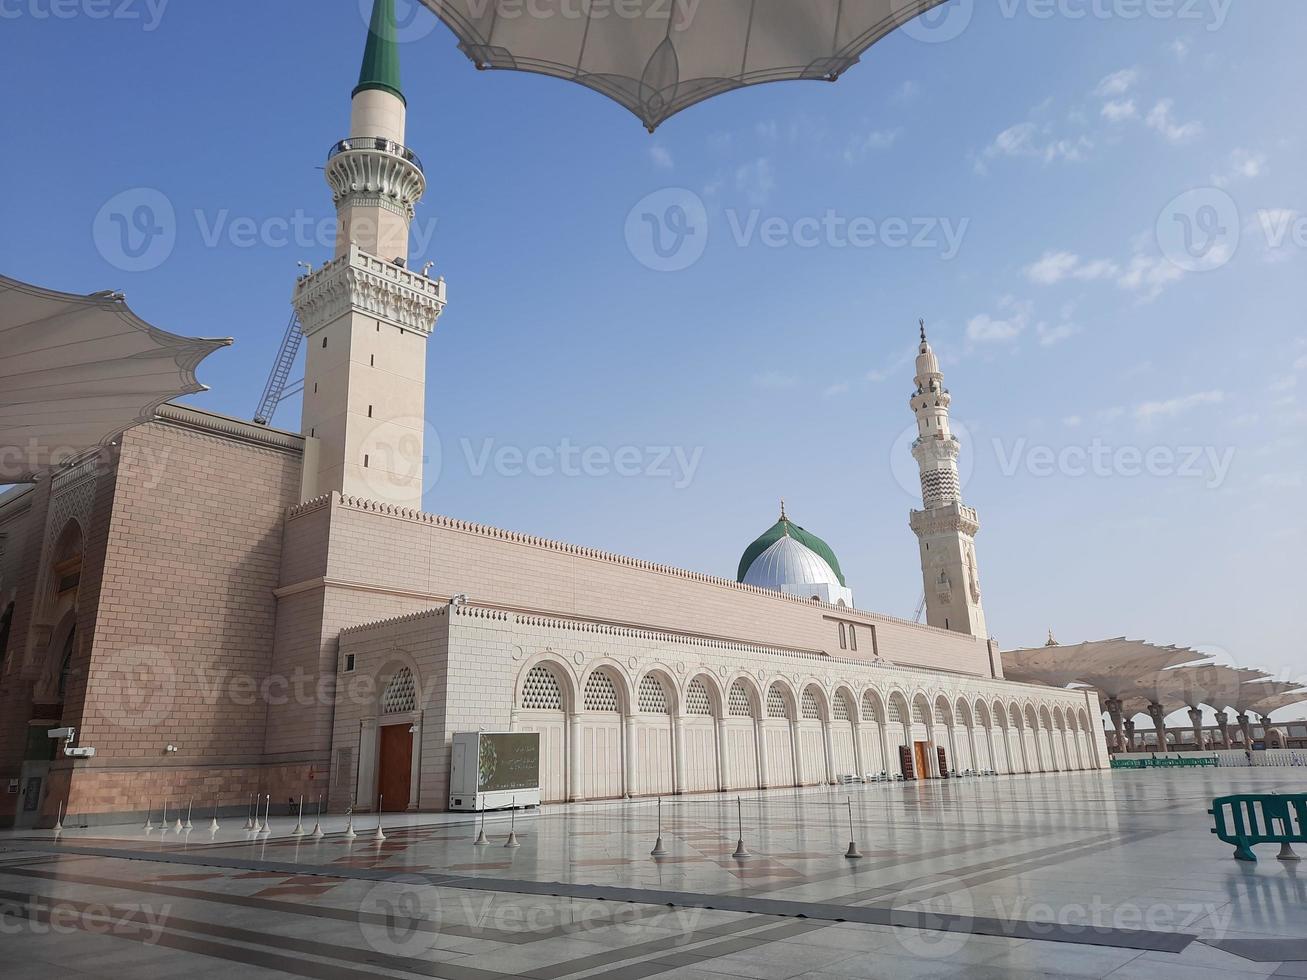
[
  {"left": 858, "top": 688, "right": 888, "bottom": 778},
  {"left": 956, "top": 698, "right": 973, "bottom": 728},
  {"left": 727, "top": 676, "right": 760, "bottom": 718},
  {"left": 684, "top": 675, "right": 718, "bottom": 718},
  {"left": 722, "top": 675, "right": 761, "bottom": 791},
  {"left": 380, "top": 666, "right": 418, "bottom": 715},
  {"left": 578, "top": 663, "right": 628, "bottom": 800},
  {"left": 514, "top": 658, "right": 572, "bottom": 803},
  {"left": 885, "top": 690, "right": 914, "bottom": 778},
  {"left": 828, "top": 687, "right": 858, "bottom": 782},
  {"left": 763, "top": 680, "right": 799, "bottom": 787},
  {"left": 632, "top": 671, "right": 675, "bottom": 796},
  {"left": 680, "top": 672, "right": 721, "bottom": 794},
  {"left": 1022, "top": 704, "right": 1042, "bottom": 772},
  {"left": 800, "top": 683, "right": 829, "bottom": 722}
]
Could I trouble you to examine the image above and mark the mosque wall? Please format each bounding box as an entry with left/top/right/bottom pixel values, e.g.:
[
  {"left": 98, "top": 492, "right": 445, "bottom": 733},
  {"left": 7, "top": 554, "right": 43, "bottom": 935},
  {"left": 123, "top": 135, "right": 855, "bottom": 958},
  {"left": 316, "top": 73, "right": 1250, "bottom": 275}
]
[
  {"left": 333, "top": 601, "right": 1105, "bottom": 813},
  {"left": 281, "top": 492, "right": 1003, "bottom": 688},
  {"left": 44, "top": 409, "right": 305, "bottom": 821}
]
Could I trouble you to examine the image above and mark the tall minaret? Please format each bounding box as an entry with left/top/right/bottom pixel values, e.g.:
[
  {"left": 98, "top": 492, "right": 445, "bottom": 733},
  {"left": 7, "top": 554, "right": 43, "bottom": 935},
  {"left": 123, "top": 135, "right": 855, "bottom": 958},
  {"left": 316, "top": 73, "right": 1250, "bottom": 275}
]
[
  {"left": 292, "top": 0, "right": 446, "bottom": 508},
  {"left": 908, "top": 322, "right": 988, "bottom": 638}
]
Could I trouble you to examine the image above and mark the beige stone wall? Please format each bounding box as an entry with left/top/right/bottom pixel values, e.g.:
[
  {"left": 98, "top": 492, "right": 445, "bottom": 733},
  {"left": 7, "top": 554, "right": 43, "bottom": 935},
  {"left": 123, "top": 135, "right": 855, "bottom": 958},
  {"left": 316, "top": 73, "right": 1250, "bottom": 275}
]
[
  {"left": 65, "top": 410, "right": 304, "bottom": 817},
  {"left": 287, "top": 493, "right": 1002, "bottom": 686},
  {"left": 335, "top": 600, "right": 1106, "bottom": 812}
]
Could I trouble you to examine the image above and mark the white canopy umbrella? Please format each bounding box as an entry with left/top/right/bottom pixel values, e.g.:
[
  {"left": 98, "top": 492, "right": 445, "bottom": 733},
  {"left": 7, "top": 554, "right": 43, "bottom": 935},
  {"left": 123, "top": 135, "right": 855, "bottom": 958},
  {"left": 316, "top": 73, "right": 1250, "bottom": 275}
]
[
  {"left": 419, "top": 0, "right": 953, "bottom": 130},
  {"left": 0, "top": 274, "right": 231, "bottom": 483}
]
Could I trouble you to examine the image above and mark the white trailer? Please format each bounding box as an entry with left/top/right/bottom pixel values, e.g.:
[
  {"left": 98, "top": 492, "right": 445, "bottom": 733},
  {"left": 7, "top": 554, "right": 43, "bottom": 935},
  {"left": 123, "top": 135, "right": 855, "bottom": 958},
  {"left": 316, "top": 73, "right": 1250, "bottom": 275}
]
[{"left": 448, "top": 731, "right": 541, "bottom": 811}]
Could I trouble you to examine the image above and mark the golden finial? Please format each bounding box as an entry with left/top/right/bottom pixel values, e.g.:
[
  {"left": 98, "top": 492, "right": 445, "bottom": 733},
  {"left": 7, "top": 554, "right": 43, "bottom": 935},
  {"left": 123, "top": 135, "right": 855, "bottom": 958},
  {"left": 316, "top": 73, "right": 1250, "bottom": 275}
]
[
  {"left": 919, "top": 318, "right": 927, "bottom": 343},
  {"left": 780, "top": 498, "right": 787, "bottom": 521}
]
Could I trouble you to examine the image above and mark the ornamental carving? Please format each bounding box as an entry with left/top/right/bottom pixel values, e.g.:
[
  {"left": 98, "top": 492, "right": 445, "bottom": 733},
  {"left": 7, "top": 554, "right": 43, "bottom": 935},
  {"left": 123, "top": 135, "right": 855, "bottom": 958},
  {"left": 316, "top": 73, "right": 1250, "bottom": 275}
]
[
  {"left": 325, "top": 149, "right": 426, "bottom": 219},
  {"left": 293, "top": 245, "right": 446, "bottom": 337}
]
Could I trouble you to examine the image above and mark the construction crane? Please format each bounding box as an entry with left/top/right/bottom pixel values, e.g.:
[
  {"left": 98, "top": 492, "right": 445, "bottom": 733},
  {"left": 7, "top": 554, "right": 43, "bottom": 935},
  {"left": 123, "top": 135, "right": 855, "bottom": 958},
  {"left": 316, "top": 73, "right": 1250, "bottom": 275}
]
[{"left": 253, "top": 311, "right": 304, "bottom": 426}]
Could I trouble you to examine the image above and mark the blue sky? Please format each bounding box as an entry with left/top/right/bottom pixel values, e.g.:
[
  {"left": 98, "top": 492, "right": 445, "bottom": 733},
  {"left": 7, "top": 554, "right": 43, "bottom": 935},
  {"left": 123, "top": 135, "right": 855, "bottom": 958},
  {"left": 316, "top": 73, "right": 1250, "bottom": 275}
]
[{"left": 2, "top": 1, "right": 1304, "bottom": 718}]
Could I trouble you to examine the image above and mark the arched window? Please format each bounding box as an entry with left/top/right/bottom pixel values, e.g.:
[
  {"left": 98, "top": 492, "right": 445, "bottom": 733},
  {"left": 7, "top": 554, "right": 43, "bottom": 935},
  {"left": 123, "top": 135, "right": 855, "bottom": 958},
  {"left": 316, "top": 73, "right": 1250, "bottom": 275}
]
[
  {"left": 686, "top": 678, "right": 713, "bottom": 716},
  {"left": 380, "top": 667, "right": 417, "bottom": 714},
  {"left": 839, "top": 623, "right": 847, "bottom": 650},
  {"left": 638, "top": 675, "right": 670, "bottom": 714},
  {"left": 848, "top": 624, "right": 857, "bottom": 651},
  {"left": 728, "top": 682, "right": 755, "bottom": 718},
  {"left": 801, "top": 688, "right": 821, "bottom": 721},
  {"left": 521, "top": 664, "right": 563, "bottom": 710},
  {"left": 584, "top": 671, "right": 620, "bottom": 712},
  {"left": 766, "top": 685, "right": 790, "bottom": 719}
]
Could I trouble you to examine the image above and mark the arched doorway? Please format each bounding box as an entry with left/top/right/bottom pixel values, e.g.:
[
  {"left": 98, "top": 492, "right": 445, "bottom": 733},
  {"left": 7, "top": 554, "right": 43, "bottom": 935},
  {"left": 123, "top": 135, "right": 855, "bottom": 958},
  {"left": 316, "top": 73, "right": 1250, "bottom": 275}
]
[
  {"left": 634, "top": 673, "right": 675, "bottom": 796},
  {"left": 376, "top": 666, "right": 419, "bottom": 811},
  {"left": 515, "top": 661, "right": 571, "bottom": 803},
  {"left": 724, "top": 679, "right": 760, "bottom": 790},
  {"left": 860, "top": 690, "right": 887, "bottom": 777},
  {"left": 797, "top": 685, "right": 829, "bottom": 785},
  {"left": 763, "top": 682, "right": 797, "bottom": 787},
  {"left": 830, "top": 689, "right": 858, "bottom": 780},
  {"left": 681, "top": 675, "right": 720, "bottom": 793},
  {"left": 911, "top": 694, "right": 934, "bottom": 777},
  {"left": 579, "top": 667, "right": 626, "bottom": 800},
  {"left": 886, "top": 692, "right": 913, "bottom": 778}
]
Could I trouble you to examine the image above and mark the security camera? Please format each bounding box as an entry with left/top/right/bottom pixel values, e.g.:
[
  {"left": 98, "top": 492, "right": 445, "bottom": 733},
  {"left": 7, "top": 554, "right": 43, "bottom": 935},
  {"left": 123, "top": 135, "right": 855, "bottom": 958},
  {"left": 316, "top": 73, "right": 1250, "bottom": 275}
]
[
  {"left": 65, "top": 747, "right": 96, "bottom": 759},
  {"left": 47, "top": 727, "right": 75, "bottom": 741}
]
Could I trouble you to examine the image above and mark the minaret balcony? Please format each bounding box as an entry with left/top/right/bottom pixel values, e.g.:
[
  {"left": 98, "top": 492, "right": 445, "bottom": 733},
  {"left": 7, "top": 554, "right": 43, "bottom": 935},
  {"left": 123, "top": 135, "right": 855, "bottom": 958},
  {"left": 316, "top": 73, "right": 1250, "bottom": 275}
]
[{"left": 329, "top": 137, "right": 424, "bottom": 174}]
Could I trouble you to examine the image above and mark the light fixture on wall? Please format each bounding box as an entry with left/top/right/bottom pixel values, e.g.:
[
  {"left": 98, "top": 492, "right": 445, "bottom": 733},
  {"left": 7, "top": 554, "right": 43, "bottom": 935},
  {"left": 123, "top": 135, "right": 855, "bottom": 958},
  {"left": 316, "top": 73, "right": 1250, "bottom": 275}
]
[{"left": 165, "top": 744, "right": 179, "bottom": 754}]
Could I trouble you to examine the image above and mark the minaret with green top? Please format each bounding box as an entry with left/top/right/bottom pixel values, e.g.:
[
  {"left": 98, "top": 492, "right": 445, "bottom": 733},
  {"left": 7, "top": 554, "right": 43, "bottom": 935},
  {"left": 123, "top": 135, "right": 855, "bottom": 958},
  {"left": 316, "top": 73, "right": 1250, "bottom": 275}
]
[{"left": 292, "top": 0, "right": 446, "bottom": 510}]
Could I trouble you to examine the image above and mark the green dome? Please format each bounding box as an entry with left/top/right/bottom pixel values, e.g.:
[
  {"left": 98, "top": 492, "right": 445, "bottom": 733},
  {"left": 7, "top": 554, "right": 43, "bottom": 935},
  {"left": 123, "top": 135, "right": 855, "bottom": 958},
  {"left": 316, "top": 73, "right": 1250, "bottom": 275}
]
[
  {"left": 355, "top": 0, "right": 406, "bottom": 105},
  {"left": 737, "top": 509, "right": 846, "bottom": 587}
]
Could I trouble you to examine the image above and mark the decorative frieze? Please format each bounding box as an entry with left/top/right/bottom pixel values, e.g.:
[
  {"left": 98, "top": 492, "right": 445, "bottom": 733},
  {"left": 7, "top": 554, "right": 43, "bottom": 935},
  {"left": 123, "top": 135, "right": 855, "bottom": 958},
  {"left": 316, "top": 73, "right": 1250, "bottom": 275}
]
[{"left": 292, "top": 244, "right": 446, "bottom": 337}]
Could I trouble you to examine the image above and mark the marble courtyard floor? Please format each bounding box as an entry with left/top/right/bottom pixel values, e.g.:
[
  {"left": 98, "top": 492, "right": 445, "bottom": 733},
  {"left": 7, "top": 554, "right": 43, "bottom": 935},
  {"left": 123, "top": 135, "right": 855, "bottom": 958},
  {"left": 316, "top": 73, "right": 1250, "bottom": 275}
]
[{"left": 1, "top": 769, "right": 1305, "bottom": 979}]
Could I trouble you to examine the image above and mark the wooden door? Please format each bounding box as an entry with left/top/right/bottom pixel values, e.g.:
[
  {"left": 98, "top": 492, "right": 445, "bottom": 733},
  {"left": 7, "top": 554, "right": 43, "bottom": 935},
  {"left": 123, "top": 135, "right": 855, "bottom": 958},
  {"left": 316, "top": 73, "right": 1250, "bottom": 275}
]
[
  {"left": 377, "top": 724, "right": 413, "bottom": 812},
  {"left": 914, "top": 741, "right": 929, "bottom": 780}
]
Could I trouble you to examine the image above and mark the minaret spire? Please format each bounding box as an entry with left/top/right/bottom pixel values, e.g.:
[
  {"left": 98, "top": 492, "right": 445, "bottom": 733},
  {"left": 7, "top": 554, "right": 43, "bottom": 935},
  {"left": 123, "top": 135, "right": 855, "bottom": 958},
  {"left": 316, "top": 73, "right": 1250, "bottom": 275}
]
[
  {"left": 907, "top": 324, "right": 988, "bottom": 639},
  {"left": 356, "top": 0, "right": 405, "bottom": 104}
]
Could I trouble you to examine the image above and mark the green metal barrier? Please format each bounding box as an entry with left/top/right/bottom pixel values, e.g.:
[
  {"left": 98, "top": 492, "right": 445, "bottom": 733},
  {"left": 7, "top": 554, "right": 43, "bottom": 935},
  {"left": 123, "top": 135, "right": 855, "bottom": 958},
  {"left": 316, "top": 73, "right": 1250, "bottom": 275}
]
[
  {"left": 1209, "top": 793, "right": 1307, "bottom": 863},
  {"left": 1111, "top": 756, "right": 1218, "bottom": 770}
]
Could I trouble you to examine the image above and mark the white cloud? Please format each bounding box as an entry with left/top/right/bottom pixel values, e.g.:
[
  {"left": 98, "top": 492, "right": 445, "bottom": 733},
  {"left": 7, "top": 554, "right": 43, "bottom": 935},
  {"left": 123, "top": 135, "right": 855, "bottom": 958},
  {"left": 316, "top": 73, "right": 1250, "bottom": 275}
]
[
  {"left": 1134, "top": 390, "right": 1225, "bottom": 422},
  {"left": 1024, "top": 246, "right": 1187, "bottom": 302},
  {"left": 823, "top": 382, "right": 850, "bottom": 398},
  {"left": 843, "top": 129, "right": 900, "bottom": 164},
  {"left": 1037, "top": 322, "right": 1079, "bottom": 347},
  {"left": 1146, "top": 99, "right": 1203, "bottom": 143},
  {"left": 735, "top": 157, "right": 775, "bottom": 204},
  {"left": 1117, "top": 252, "right": 1190, "bottom": 301},
  {"left": 1169, "top": 38, "right": 1191, "bottom": 61},
  {"left": 1295, "top": 354, "right": 1307, "bottom": 372},
  {"left": 1095, "top": 68, "right": 1140, "bottom": 97},
  {"left": 978, "top": 122, "right": 1091, "bottom": 172},
  {"left": 967, "top": 314, "right": 1024, "bottom": 343},
  {"left": 1101, "top": 99, "right": 1138, "bottom": 123},
  {"left": 649, "top": 144, "right": 674, "bottom": 170},
  {"left": 1213, "top": 148, "right": 1267, "bottom": 187},
  {"left": 1063, "top": 415, "right": 1083, "bottom": 428},
  {"left": 1024, "top": 251, "right": 1120, "bottom": 285}
]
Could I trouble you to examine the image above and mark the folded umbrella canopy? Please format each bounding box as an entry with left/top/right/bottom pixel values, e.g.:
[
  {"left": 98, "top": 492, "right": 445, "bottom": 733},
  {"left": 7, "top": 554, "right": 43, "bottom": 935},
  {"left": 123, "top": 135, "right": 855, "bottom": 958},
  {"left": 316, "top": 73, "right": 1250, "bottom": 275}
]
[
  {"left": 419, "top": 0, "right": 954, "bottom": 130},
  {"left": 0, "top": 274, "right": 231, "bottom": 483}
]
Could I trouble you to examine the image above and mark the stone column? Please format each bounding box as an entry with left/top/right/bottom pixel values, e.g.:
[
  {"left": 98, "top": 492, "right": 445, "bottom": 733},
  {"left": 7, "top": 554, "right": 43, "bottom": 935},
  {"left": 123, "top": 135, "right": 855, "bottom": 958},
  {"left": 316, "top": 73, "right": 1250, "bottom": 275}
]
[
  {"left": 407, "top": 714, "right": 422, "bottom": 810},
  {"left": 1216, "top": 710, "right": 1233, "bottom": 749},
  {"left": 755, "top": 718, "right": 770, "bottom": 789},
  {"left": 1105, "top": 698, "right": 1126, "bottom": 754},
  {"left": 1147, "top": 703, "right": 1169, "bottom": 754},
  {"left": 715, "top": 718, "right": 730, "bottom": 792},
  {"left": 822, "top": 722, "right": 837, "bottom": 785},
  {"left": 1188, "top": 707, "right": 1205, "bottom": 751},
  {"left": 568, "top": 713, "right": 583, "bottom": 802},
  {"left": 1237, "top": 712, "right": 1252, "bottom": 750},
  {"left": 672, "top": 716, "right": 687, "bottom": 795},
  {"left": 1123, "top": 719, "right": 1137, "bottom": 753},
  {"left": 623, "top": 715, "right": 638, "bottom": 799},
  {"left": 357, "top": 718, "right": 378, "bottom": 810}
]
